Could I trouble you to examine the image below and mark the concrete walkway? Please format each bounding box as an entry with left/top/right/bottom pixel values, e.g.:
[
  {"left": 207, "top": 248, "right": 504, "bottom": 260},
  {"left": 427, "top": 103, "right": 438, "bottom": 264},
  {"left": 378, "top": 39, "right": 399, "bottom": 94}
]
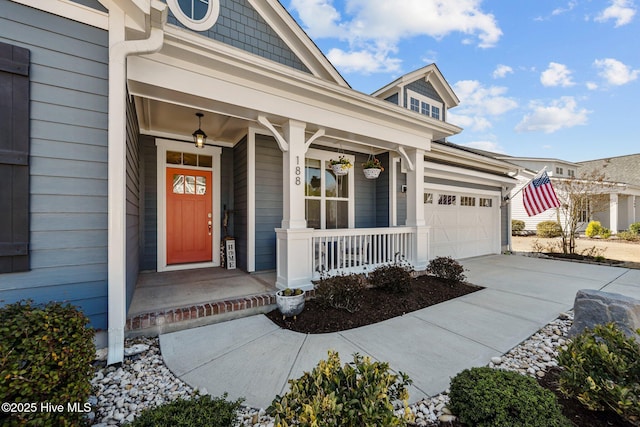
[{"left": 159, "top": 255, "right": 638, "bottom": 409}]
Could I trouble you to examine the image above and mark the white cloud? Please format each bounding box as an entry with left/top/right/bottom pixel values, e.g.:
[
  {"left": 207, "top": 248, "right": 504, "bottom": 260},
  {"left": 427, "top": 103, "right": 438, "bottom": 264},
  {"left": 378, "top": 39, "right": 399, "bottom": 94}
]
[
  {"left": 540, "top": 62, "right": 575, "bottom": 87},
  {"left": 447, "top": 80, "right": 518, "bottom": 131},
  {"left": 492, "top": 64, "right": 513, "bottom": 79},
  {"left": 586, "top": 82, "right": 599, "bottom": 90},
  {"left": 326, "top": 48, "right": 401, "bottom": 74},
  {"left": 552, "top": 1, "right": 578, "bottom": 16},
  {"left": 594, "top": 0, "right": 636, "bottom": 27},
  {"left": 593, "top": 58, "right": 640, "bottom": 85},
  {"left": 459, "top": 140, "right": 505, "bottom": 153},
  {"left": 515, "top": 97, "right": 590, "bottom": 133},
  {"left": 289, "top": 0, "right": 503, "bottom": 74}
]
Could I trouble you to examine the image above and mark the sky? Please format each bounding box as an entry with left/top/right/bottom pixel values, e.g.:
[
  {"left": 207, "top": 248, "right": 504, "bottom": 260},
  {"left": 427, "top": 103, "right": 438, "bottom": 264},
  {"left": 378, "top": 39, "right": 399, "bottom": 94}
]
[{"left": 284, "top": 0, "right": 639, "bottom": 162}]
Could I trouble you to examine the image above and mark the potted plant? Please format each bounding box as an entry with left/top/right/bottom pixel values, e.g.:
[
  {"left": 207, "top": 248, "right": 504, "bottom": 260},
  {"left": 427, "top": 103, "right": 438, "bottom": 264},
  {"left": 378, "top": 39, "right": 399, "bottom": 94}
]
[
  {"left": 362, "top": 157, "right": 384, "bottom": 179},
  {"left": 275, "top": 288, "right": 305, "bottom": 319},
  {"left": 329, "top": 156, "right": 352, "bottom": 176}
]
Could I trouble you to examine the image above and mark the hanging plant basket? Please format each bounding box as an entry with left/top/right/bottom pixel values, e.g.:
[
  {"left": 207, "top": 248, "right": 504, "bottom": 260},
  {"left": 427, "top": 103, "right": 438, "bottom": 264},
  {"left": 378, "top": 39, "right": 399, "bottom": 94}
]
[
  {"left": 363, "top": 167, "right": 382, "bottom": 179},
  {"left": 332, "top": 163, "right": 350, "bottom": 176}
]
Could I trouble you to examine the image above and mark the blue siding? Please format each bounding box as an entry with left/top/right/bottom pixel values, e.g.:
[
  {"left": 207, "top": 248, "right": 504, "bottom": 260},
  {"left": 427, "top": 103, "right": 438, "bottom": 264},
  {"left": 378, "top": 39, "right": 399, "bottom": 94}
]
[
  {"left": 140, "top": 136, "right": 157, "bottom": 271},
  {"left": 397, "top": 166, "right": 407, "bottom": 225},
  {"left": 68, "top": 0, "right": 107, "bottom": 12},
  {"left": 165, "top": 0, "right": 310, "bottom": 73},
  {"left": 220, "top": 148, "right": 234, "bottom": 238},
  {"left": 0, "top": 2, "right": 108, "bottom": 329},
  {"left": 375, "top": 153, "right": 390, "bottom": 227},
  {"left": 385, "top": 93, "right": 399, "bottom": 105},
  {"left": 355, "top": 152, "right": 377, "bottom": 228},
  {"left": 254, "top": 135, "right": 282, "bottom": 271},
  {"left": 404, "top": 80, "right": 443, "bottom": 108},
  {"left": 125, "top": 97, "right": 141, "bottom": 310},
  {"left": 233, "top": 137, "right": 248, "bottom": 271}
]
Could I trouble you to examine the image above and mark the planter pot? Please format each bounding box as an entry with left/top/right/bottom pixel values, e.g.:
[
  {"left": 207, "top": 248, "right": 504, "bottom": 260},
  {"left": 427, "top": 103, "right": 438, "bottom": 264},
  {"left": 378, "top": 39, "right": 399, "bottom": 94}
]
[
  {"left": 363, "top": 168, "right": 382, "bottom": 179},
  {"left": 332, "top": 163, "right": 350, "bottom": 176},
  {"left": 276, "top": 290, "right": 305, "bottom": 319}
]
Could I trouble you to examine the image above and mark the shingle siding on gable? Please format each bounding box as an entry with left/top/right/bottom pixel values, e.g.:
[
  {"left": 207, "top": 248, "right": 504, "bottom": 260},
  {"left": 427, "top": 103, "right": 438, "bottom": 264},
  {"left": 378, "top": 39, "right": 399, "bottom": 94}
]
[
  {"left": 404, "top": 80, "right": 443, "bottom": 108},
  {"left": 385, "top": 93, "right": 399, "bottom": 105},
  {"left": 166, "top": 0, "right": 310, "bottom": 73},
  {"left": 0, "top": 1, "right": 109, "bottom": 329}
]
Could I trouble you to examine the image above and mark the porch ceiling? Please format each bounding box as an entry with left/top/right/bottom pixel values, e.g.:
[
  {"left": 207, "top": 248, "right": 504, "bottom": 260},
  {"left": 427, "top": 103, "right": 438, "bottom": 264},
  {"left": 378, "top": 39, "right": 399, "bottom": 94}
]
[{"left": 130, "top": 85, "right": 410, "bottom": 153}]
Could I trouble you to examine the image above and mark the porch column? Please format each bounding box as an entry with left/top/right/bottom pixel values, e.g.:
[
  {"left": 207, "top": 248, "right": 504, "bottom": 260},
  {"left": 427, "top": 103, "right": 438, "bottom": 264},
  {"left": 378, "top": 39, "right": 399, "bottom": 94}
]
[
  {"left": 610, "top": 193, "right": 619, "bottom": 234},
  {"left": 633, "top": 196, "right": 638, "bottom": 223},
  {"left": 275, "top": 119, "right": 314, "bottom": 290},
  {"left": 404, "top": 148, "right": 429, "bottom": 271}
]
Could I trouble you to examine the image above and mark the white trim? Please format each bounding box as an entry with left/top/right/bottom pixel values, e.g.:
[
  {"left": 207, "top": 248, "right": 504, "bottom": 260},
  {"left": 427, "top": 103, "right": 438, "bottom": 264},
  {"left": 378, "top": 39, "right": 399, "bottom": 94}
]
[
  {"left": 11, "top": 0, "right": 109, "bottom": 30},
  {"left": 166, "top": 0, "right": 220, "bottom": 31},
  {"left": 390, "top": 155, "right": 400, "bottom": 226},
  {"left": 406, "top": 89, "right": 443, "bottom": 120},
  {"left": 155, "top": 138, "right": 222, "bottom": 272},
  {"left": 247, "top": 128, "right": 257, "bottom": 272},
  {"left": 424, "top": 160, "right": 516, "bottom": 187},
  {"left": 305, "top": 148, "right": 355, "bottom": 229},
  {"left": 424, "top": 183, "right": 501, "bottom": 197}
]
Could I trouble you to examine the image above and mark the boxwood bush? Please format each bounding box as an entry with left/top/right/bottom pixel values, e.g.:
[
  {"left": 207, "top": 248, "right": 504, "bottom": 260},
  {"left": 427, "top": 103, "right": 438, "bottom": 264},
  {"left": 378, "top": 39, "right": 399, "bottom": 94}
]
[
  {"left": 512, "top": 219, "right": 526, "bottom": 234},
  {"left": 0, "top": 300, "right": 95, "bottom": 426},
  {"left": 129, "top": 394, "right": 243, "bottom": 427},
  {"left": 368, "top": 261, "right": 413, "bottom": 294},
  {"left": 449, "top": 367, "right": 570, "bottom": 427},
  {"left": 536, "top": 221, "right": 563, "bottom": 238},
  {"left": 315, "top": 273, "right": 367, "bottom": 313},
  {"left": 268, "top": 351, "right": 413, "bottom": 427},
  {"left": 558, "top": 323, "right": 640, "bottom": 424},
  {"left": 426, "top": 256, "right": 466, "bottom": 283},
  {"left": 585, "top": 220, "right": 603, "bottom": 238}
]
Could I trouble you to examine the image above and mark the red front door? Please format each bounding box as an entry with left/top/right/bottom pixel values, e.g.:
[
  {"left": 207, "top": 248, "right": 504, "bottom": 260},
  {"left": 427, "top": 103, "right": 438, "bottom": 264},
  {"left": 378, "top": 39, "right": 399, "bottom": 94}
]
[{"left": 166, "top": 167, "right": 213, "bottom": 265}]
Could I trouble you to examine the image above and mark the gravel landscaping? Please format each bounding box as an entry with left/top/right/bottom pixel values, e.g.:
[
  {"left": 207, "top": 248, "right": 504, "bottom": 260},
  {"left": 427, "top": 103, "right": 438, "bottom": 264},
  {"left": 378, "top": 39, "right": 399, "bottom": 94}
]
[{"left": 91, "top": 311, "right": 578, "bottom": 426}]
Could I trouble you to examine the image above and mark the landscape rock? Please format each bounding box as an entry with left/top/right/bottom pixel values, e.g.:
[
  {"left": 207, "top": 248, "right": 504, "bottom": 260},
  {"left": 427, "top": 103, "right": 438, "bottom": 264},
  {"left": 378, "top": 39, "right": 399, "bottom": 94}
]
[{"left": 569, "top": 289, "right": 640, "bottom": 339}]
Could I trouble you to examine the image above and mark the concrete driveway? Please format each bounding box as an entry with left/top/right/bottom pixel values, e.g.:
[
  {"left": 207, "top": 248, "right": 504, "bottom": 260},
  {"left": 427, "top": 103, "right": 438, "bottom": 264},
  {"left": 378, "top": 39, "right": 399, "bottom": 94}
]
[{"left": 159, "top": 255, "right": 637, "bottom": 409}]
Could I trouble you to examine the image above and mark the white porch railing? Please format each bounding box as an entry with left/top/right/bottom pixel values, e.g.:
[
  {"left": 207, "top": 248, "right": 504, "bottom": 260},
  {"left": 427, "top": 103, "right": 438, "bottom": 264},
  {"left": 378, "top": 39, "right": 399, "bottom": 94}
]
[{"left": 311, "top": 227, "right": 416, "bottom": 279}]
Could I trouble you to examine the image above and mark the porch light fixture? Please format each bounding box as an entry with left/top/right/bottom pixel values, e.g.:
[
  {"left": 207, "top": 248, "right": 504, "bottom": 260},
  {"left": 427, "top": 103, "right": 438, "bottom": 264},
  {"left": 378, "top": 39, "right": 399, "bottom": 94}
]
[{"left": 192, "top": 112, "right": 207, "bottom": 148}]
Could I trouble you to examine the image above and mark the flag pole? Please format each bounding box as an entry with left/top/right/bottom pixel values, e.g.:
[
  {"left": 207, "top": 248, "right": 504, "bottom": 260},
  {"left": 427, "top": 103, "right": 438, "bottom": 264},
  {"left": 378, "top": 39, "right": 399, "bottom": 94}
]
[{"left": 503, "top": 166, "right": 547, "bottom": 202}]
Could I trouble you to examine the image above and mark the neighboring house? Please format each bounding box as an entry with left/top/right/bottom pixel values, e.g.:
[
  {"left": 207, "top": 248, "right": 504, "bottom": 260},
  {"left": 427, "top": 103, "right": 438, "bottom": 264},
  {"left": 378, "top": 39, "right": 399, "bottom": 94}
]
[
  {"left": 498, "top": 156, "right": 640, "bottom": 233},
  {"left": 0, "top": 0, "right": 517, "bottom": 364}
]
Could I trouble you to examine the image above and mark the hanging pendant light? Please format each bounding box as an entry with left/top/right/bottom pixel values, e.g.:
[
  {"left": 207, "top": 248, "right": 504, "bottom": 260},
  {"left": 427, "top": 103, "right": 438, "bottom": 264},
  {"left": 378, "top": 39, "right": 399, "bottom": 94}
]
[{"left": 192, "top": 112, "right": 207, "bottom": 148}]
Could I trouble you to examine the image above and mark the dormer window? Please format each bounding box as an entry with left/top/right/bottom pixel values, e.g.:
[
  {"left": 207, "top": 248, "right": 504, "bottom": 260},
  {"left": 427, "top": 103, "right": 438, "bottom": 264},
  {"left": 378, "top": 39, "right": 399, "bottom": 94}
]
[{"left": 407, "top": 89, "right": 443, "bottom": 120}]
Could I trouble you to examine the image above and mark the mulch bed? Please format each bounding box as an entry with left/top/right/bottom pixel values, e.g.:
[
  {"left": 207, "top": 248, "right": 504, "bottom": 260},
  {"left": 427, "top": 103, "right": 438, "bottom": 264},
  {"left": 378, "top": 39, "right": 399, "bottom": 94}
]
[
  {"left": 543, "top": 252, "right": 625, "bottom": 265},
  {"left": 266, "top": 275, "right": 482, "bottom": 334},
  {"left": 537, "top": 367, "right": 636, "bottom": 427}
]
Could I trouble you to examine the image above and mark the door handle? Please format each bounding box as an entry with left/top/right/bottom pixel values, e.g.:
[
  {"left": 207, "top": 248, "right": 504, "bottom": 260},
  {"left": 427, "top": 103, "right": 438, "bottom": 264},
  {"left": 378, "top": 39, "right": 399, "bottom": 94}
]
[{"left": 208, "top": 220, "right": 212, "bottom": 235}]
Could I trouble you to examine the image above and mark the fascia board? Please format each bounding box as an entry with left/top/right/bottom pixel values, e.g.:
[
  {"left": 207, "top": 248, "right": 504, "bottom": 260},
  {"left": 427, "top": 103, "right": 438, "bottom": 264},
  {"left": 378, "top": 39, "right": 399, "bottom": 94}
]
[
  {"left": 425, "top": 161, "right": 517, "bottom": 186},
  {"left": 138, "top": 32, "right": 462, "bottom": 142},
  {"left": 430, "top": 144, "right": 517, "bottom": 173}
]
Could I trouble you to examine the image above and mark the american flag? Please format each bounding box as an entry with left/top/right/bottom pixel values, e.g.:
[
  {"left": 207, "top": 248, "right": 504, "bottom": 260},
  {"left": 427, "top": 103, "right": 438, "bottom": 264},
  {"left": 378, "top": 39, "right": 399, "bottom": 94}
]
[{"left": 523, "top": 171, "right": 560, "bottom": 216}]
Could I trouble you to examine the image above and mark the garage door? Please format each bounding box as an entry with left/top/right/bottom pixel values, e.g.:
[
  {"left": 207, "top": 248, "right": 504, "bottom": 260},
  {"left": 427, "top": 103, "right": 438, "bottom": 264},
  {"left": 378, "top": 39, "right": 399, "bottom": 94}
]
[{"left": 424, "top": 191, "right": 499, "bottom": 259}]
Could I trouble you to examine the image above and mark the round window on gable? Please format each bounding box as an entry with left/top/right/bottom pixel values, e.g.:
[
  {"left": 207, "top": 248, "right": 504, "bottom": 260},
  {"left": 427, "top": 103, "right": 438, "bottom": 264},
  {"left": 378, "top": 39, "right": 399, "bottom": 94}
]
[{"left": 167, "top": 0, "right": 220, "bottom": 32}]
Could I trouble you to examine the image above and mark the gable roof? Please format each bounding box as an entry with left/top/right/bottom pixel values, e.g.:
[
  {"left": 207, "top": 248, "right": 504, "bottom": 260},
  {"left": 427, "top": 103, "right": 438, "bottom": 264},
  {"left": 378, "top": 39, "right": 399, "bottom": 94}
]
[
  {"left": 247, "top": 0, "right": 350, "bottom": 88},
  {"left": 578, "top": 154, "right": 640, "bottom": 186},
  {"left": 371, "top": 64, "right": 460, "bottom": 108}
]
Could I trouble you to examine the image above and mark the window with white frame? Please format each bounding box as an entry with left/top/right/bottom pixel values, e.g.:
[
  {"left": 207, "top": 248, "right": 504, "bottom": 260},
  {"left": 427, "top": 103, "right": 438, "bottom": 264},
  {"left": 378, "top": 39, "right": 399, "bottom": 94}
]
[
  {"left": 460, "top": 196, "right": 476, "bottom": 206},
  {"left": 424, "top": 193, "right": 433, "bottom": 204},
  {"left": 555, "top": 167, "right": 563, "bottom": 175},
  {"left": 479, "top": 198, "right": 493, "bottom": 207},
  {"left": 167, "top": 0, "right": 220, "bottom": 31},
  {"left": 406, "top": 89, "right": 443, "bottom": 120},
  {"left": 568, "top": 169, "right": 575, "bottom": 177},
  {"left": 304, "top": 150, "right": 354, "bottom": 229},
  {"left": 438, "top": 194, "right": 457, "bottom": 205}
]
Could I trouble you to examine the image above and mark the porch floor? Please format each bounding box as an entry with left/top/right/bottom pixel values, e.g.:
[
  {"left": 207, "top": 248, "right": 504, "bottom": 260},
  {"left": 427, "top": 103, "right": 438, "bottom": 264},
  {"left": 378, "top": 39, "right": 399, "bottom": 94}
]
[{"left": 126, "top": 267, "right": 277, "bottom": 336}]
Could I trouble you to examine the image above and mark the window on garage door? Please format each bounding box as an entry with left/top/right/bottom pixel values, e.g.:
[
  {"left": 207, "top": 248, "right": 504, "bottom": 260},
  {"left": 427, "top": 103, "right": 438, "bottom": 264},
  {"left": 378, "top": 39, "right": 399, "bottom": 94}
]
[{"left": 438, "top": 194, "right": 456, "bottom": 205}]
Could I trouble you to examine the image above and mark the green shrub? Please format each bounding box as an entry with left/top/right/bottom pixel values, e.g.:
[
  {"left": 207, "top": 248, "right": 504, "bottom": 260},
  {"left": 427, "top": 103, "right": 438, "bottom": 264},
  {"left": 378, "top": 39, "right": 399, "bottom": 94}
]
[
  {"left": 537, "top": 220, "right": 563, "bottom": 238},
  {"left": 617, "top": 230, "right": 640, "bottom": 242},
  {"left": 426, "top": 256, "right": 466, "bottom": 283},
  {"left": 558, "top": 323, "right": 640, "bottom": 424},
  {"left": 0, "top": 300, "right": 95, "bottom": 426},
  {"left": 368, "top": 261, "right": 413, "bottom": 294},
  {"left": 512, "top": 219, "right": 525, "bottom": 234},
  {"left": 630, "top": 222, "right": 640, "bottom": 234},
  {"left": 129, "top": 394, "right": 243, "bottom": 427},
  {"left": 268, "top": 351, "right": 413, "bottom": 427},
  {"left": 601, "top": 227, "right": 612, "bottom": 239},
  {"left": 449, "top": 367, "right": 570, "bottom": 427},
  {"left": 585, "top": 220, "right": 603, "bottom": 237},
  {"left": 315, "top": 273, "right": 367, "bottom": 313}
]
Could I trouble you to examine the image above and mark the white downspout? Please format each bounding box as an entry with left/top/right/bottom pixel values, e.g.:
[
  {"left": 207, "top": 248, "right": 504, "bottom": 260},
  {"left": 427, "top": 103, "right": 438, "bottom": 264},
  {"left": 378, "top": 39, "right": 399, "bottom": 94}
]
[{"left": 107, "top": 0, "right": 167, "bottom": 365}]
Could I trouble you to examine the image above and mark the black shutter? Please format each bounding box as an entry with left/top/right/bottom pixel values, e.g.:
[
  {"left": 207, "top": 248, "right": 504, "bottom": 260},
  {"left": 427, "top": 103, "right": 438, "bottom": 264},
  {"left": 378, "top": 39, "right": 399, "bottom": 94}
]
[{"left": 0, "top": 41, "right": 30, "bottom": 273}]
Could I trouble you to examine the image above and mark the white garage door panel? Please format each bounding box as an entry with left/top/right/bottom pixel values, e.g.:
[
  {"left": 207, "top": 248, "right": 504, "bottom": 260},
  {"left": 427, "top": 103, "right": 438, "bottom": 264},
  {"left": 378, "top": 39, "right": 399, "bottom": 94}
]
[{"left": 425, "top": 192, "right": 498, "bottom": 259}]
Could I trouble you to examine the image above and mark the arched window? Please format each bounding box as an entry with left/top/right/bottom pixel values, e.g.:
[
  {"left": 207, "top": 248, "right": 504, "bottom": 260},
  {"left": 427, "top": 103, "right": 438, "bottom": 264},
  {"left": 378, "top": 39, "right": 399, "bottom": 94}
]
[{"left": 167, "top": 0, "right": 220, "bottom": 31}]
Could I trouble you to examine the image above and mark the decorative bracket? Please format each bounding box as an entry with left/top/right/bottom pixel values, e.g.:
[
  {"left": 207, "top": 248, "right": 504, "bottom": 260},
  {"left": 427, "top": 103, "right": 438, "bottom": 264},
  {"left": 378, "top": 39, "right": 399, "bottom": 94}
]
[
  {"left": 257, "top": 115, "right": 288, "bottom": 152},
  {"left": 396, "top": 146, "right": 415, "bottom": 171},
  {"left": 305, "top": 128, "right": 325, "bottom": 150}
]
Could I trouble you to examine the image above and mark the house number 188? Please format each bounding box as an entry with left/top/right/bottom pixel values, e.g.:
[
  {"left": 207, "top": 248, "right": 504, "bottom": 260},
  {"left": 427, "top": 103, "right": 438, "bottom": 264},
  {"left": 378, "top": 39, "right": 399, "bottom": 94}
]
[{"left": 295, "top": 156, "right": 301, "bottom": 185}]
